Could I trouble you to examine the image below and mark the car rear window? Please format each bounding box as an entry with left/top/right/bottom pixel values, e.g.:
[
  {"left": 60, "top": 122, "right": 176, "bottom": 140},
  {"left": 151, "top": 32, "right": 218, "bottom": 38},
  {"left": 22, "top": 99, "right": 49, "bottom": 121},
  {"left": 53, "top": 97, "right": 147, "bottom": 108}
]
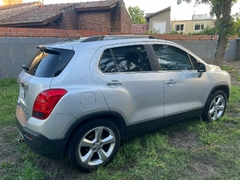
[{"left": 25, "top": 48, "right": 74, "bottom": 77}]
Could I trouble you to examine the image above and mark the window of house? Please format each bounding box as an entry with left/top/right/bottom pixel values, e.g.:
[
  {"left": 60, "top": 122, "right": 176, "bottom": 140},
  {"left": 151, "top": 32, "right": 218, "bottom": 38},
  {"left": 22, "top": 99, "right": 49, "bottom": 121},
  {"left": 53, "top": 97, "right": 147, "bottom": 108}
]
[
  {"left": 99, "top": 45, "right": 151, "bottom": 73},
  {"left": 194, "top": 23, "right": 205, "bottom": 31},
  {"left": 152, "top": 44, "right": 192, "bottom": 71},
  {"left": 175, "top": 24, "right": 184, "bottom": 32}
]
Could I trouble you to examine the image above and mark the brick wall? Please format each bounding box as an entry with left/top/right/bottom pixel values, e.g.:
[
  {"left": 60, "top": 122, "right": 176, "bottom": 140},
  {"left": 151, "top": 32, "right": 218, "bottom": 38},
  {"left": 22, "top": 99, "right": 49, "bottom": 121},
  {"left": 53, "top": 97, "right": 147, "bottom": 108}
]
[
  {"left": 72, "top": 1, "right": 131, "bottom": 33},
  {"left": 119, "top": 0, "right": 132, "bottom": 33},
  {"left": 60, "top": 5, "right": 78, "bottom": 30},
  {"left": 110, "top": 0, "right": 132, "bottom": 33},
  {"left": 42, "top": 20, "right": 60, "bottom": 29},
  {"left": 78, "top": 11, "right": 111, "bottom": 32},
  {"left": 132, "top": 24, "right": 149, "bottom": 34},
  {"left": 111, "top": 2, "right": 121, "bottom": 32},
  {"left": 0, "top": 27, "right": 238, "bottom": 40},
  {"left": 0, "top": 27, "right": 126, "bottom": 38}
]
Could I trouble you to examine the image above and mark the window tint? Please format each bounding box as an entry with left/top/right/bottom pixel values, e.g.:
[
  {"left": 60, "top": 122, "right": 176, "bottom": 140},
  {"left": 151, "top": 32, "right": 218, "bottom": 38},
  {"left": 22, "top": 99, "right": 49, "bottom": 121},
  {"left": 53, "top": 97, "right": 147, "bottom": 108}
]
[
  {"left": 26, "top": 48, "right": 74, "bottom": 77},
  {"left": 99, "top": 45, "right": 151, "bottom": 73},
  {"left": 99, "top": 49, "right": 116, "bottom": 72},
  {"left": 153, "top": 44, "right": 192, "bottom": 71}
]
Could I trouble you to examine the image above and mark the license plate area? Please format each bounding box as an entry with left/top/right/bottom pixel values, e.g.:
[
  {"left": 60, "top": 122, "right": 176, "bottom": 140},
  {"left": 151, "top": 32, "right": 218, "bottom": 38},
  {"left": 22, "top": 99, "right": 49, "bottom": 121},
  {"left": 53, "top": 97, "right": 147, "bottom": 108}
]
[
  {"left": 20, "top": 85, "right": 25, "bottom": 99},
  {"left": 19, "top": 80, "right": 28, "bottom": 99}
]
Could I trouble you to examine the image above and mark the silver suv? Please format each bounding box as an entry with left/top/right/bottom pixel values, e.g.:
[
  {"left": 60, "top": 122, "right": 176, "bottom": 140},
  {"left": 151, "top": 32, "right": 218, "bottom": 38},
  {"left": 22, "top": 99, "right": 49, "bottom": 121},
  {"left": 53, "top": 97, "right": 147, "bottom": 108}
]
[{"left": 16, "top": 35, "right": 231, "bottom": 171}]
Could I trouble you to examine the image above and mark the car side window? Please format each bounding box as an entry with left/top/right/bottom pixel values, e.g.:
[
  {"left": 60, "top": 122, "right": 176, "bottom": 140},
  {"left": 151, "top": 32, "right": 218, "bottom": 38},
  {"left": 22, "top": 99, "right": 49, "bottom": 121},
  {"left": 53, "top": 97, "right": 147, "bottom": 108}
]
[
  {"left": 99, "top": 45, "right": 151, "bottom": 73},
  {"left": 153, "top": 44, "right": 192, "bottom": 71},
  {"left": 99, "top": 49, "right": 117, "bottom": 73},
  {"left": 189, "top": 54, "right": 198, "bottom": 70}
]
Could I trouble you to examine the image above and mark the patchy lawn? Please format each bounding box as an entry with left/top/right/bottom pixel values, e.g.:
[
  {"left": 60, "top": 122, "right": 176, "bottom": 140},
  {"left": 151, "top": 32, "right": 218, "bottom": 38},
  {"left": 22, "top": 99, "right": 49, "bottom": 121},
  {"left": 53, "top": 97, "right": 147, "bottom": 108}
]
[{"left": 1, "top": 61, "right": 240, "bottom": 180}]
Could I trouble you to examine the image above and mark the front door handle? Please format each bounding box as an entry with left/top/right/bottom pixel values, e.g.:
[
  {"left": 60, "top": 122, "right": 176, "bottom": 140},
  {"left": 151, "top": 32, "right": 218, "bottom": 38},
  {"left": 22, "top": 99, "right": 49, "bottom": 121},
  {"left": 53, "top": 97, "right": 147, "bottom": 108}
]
[
  {"left": 166, "top": 79, "right": 177, "bottom": 85},
  {"left": 107, "top": 80, "right": 122, "bottom": 86}
]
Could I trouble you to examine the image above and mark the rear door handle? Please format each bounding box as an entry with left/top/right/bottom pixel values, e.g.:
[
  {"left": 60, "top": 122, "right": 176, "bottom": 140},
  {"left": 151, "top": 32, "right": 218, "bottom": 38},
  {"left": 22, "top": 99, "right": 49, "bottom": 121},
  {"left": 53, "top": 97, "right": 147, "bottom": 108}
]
[
  {"left": 166, "top": 79, "right": 177, "bottom": 85},
  {"left": 107, "top": 80, "right": 122, "bottom": 86}
]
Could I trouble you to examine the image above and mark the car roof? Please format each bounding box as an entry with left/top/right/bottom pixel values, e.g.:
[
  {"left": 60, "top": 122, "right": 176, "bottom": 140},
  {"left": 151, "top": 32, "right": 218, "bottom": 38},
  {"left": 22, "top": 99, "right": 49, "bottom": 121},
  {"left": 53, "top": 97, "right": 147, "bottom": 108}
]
[{"left": 39, "top": 35, "right": 175, "bottom": 50}]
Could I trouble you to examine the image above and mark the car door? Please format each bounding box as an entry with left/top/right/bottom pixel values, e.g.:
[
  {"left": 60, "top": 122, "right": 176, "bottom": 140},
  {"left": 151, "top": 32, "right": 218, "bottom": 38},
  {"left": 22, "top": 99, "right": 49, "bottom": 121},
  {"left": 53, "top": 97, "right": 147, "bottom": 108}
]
[
  {"left": 90, "top": 44, "right": 164, "bottom": 126},
  {"left": 152, "top": 43, "right": 207, "bottom": 116}
]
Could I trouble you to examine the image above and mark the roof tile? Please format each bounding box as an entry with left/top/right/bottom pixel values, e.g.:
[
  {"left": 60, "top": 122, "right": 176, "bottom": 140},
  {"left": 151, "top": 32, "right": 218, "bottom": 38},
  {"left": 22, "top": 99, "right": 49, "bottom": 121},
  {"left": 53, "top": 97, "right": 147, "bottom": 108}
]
[
  {"left": 76, "top": 0, "right": 118, "bottom": 8},
  {"left": 0, "top": 0, "right": 119, "bottom": 26},
  {"left": 75, "top": 0, "right": 118, "bottom": 11},
  {"left": 0, "top": 2, "right": 41, "bottom": 21},
  {"left": 0, "top": 3, "right": 74, "bottom": 25},
  {"left": 0, "top": 2, "right": 39, "bottom": 10},
  {"left": 145, "top": 6, "right": 171, "bottom": 19}
]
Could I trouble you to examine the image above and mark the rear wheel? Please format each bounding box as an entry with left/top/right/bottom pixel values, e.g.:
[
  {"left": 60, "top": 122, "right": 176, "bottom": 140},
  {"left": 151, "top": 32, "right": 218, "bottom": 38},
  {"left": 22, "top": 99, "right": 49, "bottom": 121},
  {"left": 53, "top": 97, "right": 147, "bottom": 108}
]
[
  {"left": 202, "top": 90, "right": 227, "bottom": 122},
  {"left": 67, "top": 119, "right": 120, "bottom": 171}
]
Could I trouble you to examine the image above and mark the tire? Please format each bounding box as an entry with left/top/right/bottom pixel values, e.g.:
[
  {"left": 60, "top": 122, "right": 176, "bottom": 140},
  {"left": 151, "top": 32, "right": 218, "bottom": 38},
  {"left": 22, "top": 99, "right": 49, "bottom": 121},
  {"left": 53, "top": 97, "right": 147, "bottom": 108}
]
[
  {"left": 67, "top": 119, "right": 120, "bottom": 171},
  {"left": 202, "top": 90, "right": 227, "bottom": 122}
]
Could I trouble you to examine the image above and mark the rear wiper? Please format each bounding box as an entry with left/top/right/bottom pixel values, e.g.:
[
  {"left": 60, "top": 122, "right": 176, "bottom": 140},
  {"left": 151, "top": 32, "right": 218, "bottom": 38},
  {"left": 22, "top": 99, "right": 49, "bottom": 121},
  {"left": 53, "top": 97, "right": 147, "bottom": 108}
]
[{"left": 22, "top": 64, "right": 29, "bottom": 71}]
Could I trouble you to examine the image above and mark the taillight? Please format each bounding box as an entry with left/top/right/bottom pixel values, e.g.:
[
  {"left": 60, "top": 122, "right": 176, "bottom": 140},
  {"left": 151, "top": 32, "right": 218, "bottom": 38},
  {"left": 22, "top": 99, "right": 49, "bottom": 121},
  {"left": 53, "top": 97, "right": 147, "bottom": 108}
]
[{"left": 32, "top": 89, "right": 67, "bottom": 120}]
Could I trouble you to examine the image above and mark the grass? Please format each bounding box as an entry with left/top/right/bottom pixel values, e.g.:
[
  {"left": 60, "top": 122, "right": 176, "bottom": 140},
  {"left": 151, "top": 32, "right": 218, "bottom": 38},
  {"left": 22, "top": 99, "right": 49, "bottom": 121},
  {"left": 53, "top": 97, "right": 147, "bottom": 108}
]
[
  {"left": 0, "top": 78, "right": 18, "bottom": 126},
  {"left": 0, "top": 73, "right": 240, "bottom": 179}
]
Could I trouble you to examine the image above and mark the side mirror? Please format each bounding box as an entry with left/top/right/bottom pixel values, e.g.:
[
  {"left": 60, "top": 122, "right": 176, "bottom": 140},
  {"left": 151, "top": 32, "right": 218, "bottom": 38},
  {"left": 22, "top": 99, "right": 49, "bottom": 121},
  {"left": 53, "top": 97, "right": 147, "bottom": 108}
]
[{"left": 197, "top": 62, "right": 206, "bottom": 73}]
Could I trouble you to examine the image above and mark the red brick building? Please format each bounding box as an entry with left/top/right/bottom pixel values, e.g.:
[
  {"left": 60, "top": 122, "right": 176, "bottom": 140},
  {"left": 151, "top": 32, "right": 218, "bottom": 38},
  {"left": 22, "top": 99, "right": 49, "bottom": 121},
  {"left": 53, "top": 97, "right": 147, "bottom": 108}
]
[{"left": 0, "top": 0, "right": 132, "bottom": 33}]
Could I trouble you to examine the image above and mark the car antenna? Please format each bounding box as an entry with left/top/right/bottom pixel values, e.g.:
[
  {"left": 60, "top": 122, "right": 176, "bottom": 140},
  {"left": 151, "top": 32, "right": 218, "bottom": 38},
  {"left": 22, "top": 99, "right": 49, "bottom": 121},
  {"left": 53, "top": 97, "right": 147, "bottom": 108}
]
[{"left": 58, "top": 20, "right": 73, "bottom": 41}]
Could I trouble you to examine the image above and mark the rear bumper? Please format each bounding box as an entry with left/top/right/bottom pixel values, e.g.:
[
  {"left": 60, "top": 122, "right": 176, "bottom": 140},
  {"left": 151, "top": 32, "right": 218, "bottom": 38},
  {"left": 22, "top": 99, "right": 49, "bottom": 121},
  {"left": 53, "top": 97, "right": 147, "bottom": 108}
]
[{"left": 16, "top": 105, "right": 68, "bottom": 159}]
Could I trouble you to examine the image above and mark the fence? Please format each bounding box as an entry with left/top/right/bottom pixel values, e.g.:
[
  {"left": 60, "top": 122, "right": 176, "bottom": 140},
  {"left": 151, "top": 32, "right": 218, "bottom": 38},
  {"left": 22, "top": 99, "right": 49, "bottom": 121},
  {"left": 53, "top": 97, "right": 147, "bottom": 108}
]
[{"left": 0, "top": 27, "right": 239, "bottom": 79}]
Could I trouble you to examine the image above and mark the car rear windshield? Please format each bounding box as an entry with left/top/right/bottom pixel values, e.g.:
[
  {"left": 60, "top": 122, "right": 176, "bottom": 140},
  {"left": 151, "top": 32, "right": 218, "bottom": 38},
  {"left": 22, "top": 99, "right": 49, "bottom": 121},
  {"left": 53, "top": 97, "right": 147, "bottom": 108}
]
[{"left": 25, "top": 48, "right": 74, "bottom": 77}]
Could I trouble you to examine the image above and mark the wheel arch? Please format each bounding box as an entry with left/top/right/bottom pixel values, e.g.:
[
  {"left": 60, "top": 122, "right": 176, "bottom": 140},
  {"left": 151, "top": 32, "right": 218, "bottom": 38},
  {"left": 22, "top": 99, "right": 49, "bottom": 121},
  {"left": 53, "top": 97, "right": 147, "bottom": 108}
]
[
  {"left": 65, "top": 111, "right": 127, "bottom": 149},
  {"left": 203, "top": 84, "right": 229, "bottom": 114},
  {"left": 208, "top": 85, "right": 230, "bottom": 101},
  {"left": 202, "top": 84, "right": 229, "bottom": 122}
]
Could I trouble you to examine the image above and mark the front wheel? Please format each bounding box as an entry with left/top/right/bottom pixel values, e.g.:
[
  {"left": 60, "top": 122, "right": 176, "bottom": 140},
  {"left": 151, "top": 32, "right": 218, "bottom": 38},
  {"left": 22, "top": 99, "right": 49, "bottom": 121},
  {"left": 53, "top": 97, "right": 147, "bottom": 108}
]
[
  {"left": 202, "top": 90, "right": 227, "bottom": 122},
  {"left": 67, "top": 119, "right": 120, "bottom": 171}
]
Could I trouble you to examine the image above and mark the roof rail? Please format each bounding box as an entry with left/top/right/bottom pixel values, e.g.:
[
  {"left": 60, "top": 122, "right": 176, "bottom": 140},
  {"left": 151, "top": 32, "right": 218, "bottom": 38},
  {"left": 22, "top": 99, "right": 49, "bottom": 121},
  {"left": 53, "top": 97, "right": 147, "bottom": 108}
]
[{"left": 81, "top": 35, "right": 155, "bottom": 42}]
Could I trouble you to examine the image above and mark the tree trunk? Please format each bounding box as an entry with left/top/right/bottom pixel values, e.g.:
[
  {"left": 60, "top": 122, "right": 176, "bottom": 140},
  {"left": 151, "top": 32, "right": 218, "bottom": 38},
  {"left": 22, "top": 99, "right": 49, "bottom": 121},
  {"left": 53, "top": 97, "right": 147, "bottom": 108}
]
[
  {"left": 213, "top": 34, "right": 228, "bottom": 67},
  {"left": 213, "top": 0, "right": 232, "bottom": 67}
]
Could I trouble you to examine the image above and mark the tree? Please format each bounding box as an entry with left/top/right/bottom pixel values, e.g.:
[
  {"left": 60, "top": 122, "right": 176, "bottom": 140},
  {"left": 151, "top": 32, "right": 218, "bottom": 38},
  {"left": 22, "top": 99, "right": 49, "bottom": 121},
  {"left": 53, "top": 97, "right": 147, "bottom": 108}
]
[
  {"left": 177, "top": 0, "right": 238, "bottom": 67},
  {"left": 128, "top": 6, "right": 146, "bottom": 24},
  {"left": 233, "top": 13, "right": 240, "bottom": 37}
]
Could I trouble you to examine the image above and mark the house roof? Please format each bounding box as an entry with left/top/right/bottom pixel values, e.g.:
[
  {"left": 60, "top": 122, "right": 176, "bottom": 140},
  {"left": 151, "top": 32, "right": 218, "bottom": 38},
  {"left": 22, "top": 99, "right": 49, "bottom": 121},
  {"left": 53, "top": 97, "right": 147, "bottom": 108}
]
[
  {"left": 0, "top": 2, "right": 41, "bottom": 21},
  {"left": 0, "top": 1, "right": 40, "bottom": 10},
  {"left": 0, "top": 2, "right": 74, "bottom": 26},
  {"left": 0, "top": 0, "right": 119, "bottom": 26},
  {"left": 145, "top": 6, "right": 171, "bottom": 20},
  {"left": 75, "top": 1, "right": 118, "bottom": 11}
]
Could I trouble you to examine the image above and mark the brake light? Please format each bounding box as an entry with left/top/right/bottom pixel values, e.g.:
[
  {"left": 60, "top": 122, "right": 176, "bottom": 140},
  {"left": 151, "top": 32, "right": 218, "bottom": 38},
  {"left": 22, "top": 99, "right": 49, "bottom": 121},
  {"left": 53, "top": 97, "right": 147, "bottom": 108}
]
[{"left": 32, "top": 89, "right": 67, "bottom": 120}]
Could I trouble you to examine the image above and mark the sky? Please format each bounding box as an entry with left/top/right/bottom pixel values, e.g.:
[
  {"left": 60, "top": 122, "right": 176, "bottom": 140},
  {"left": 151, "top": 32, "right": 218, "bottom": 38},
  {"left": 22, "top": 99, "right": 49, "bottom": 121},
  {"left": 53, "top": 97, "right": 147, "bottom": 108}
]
[{"left": 22, "top": 0, "right": 240, "bottom": 20}]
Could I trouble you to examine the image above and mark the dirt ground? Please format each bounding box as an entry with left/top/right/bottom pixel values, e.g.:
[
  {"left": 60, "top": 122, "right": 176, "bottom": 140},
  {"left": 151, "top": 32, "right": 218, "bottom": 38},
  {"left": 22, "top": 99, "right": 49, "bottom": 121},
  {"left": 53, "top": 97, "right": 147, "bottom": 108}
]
[
  {"left": 0, "top": 60, "right": 239, "bottom": 179},
  {"left": 223, "top": 60, "right": 240, "bottom": 85},
  {"left": 222, "top": 60, "right": 240, "bottom": 118}
]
